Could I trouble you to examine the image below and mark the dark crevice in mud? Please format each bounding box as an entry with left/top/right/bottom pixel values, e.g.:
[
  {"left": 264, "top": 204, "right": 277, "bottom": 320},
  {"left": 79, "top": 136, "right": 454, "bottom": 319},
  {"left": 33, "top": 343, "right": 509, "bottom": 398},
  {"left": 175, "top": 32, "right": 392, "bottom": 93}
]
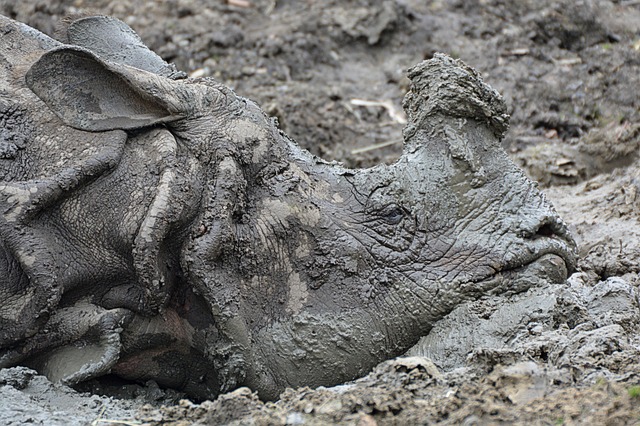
[{"left": 73, "top": 374, "right": 185, "bottom": 404}]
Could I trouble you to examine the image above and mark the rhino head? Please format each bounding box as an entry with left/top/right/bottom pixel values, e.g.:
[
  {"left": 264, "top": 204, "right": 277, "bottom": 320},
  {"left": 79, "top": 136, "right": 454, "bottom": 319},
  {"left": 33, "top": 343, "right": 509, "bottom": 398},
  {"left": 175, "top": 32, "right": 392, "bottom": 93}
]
[{"left": 0, "top": 16, "right": 575, "bottom": 400}]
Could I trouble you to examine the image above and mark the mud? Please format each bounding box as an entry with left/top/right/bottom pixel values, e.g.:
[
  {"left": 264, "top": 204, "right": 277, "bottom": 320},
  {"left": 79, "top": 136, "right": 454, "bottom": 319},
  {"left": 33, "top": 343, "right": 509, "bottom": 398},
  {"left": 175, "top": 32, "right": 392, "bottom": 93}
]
[{"left": 1, "top": 0, "right": 640, "bottom": 425}]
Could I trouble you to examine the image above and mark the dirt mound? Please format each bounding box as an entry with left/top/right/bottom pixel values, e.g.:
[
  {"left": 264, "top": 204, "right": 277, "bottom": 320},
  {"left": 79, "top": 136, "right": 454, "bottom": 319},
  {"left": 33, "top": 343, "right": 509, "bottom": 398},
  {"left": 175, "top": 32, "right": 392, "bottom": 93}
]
[{"left": 135, "top": 360, "right": 640, "bottom": 425}]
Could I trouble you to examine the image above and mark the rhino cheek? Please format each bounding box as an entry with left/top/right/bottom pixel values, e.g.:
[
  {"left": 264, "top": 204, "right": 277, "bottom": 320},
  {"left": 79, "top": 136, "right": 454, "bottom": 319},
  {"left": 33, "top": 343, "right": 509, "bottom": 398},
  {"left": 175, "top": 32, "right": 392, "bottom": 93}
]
[
  {"left": 246, "top": 267, "right": 474, "bottom": 400},
  {"left": 240, "top": 198, "right": 320, "bottom": 318}
]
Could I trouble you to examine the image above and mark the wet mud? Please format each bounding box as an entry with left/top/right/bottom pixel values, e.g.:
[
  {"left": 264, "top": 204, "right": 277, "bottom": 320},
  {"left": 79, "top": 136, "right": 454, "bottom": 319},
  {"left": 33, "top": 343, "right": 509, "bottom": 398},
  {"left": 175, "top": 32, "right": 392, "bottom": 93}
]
[{"left": 1, "top": 0, "right": 639, "bottom": 425}]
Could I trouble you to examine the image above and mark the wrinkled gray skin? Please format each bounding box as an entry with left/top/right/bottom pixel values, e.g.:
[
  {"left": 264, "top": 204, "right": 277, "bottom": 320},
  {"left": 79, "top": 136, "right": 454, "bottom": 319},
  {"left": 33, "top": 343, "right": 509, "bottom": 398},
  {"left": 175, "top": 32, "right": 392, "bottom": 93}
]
[{"left": 0, "top": 15, "right": 576, "bottom": 401}]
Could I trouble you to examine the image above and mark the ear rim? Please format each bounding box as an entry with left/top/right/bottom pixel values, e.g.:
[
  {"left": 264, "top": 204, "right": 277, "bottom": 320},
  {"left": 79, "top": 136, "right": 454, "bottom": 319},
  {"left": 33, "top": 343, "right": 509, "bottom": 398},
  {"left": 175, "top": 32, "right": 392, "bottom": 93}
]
[
  {"left": 66, "top": 16, "right": 187, "bottom": 79},
  {"left": 25, "top": 46, "right": 186, "bottom": 132}
]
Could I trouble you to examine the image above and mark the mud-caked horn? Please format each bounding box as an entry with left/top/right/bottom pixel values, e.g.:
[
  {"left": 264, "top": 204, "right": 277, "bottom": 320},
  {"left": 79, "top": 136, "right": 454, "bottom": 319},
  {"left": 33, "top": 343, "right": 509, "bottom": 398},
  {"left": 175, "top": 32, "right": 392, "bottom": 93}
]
[{"left": 401, "top": 53, "right": 510, "bottom": 150}]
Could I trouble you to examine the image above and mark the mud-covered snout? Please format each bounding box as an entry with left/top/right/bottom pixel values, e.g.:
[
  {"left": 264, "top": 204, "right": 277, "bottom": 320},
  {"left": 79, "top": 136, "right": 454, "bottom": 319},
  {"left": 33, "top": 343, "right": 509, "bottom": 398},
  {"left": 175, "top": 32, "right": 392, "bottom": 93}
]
[
  {"left": 398, "top": 54, "right": 577, "bottom": 287},
  {"left": 494, "top": 169, "right": 578, "bottom": 281},
  {"left": 455, "top": 170, "right": 577, "bottom": 287},
  {"left": 395, "top": 124, "right": 577, "bottom": 288},
  {"left": 513, "top": 209, "right": 577, "bottom": 274},
  {"left": 501, "top": 217, "right": 577, "bottom": 290}
]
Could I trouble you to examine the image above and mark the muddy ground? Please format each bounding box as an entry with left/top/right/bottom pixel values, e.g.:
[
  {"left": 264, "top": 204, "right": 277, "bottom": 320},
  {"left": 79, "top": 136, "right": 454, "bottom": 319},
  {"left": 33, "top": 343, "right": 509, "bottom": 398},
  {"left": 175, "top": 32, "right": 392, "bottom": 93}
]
[{"left": 1, "top": 0, "right": 640, "bottom": 424}]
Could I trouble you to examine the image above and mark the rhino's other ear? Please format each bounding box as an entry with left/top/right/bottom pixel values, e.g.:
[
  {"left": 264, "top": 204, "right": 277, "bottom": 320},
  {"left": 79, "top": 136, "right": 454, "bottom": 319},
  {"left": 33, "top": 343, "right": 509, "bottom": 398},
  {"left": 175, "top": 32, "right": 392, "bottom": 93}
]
[
  {"left": 25, "top": 47, "right": 186, "bottom": 131},
  {"left": 66, "top": 16, "right": 186, "bottom": 80}
]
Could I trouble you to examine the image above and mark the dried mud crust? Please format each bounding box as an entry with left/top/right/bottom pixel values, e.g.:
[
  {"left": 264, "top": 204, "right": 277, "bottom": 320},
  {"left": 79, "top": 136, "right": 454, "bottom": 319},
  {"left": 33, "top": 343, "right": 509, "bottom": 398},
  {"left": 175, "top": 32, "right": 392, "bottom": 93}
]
[
  {"left": 135, "top": 359, "right": 640, "bottom": 426},
  {"left": 0, "top": 0, "right": 640, "bottom": 425}
]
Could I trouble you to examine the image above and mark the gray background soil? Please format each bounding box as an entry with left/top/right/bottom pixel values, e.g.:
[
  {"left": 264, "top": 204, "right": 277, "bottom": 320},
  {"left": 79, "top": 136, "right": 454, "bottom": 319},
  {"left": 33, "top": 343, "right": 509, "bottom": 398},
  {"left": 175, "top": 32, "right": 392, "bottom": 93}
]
[{"left": 1, "top": 0, "right": 640, "bottom": 425}]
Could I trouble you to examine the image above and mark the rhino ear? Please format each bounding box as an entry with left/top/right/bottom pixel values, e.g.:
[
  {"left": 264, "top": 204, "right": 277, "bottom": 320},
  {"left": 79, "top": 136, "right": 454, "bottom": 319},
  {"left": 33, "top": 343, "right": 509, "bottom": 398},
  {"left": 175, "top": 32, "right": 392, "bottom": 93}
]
[
  {"left": 66, "top": 16, "right": 186, "bottom": 79},
  {"left": 25, "top": 47, "right": 186, "bottom": 131}
]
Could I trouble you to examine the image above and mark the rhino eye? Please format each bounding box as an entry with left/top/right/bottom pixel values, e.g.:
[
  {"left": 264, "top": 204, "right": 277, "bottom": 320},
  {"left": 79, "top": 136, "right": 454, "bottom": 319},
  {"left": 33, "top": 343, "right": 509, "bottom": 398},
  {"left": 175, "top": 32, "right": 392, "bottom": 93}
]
[{"left": 380, "top": 205, "right": 405, "bottom": 225}]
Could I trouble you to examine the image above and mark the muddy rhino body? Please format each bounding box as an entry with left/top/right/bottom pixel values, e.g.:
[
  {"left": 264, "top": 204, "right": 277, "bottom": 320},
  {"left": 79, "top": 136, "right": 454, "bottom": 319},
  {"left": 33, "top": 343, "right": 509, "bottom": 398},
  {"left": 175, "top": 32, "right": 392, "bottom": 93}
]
[{"left": 0, "top": 15, "right": 575, "bottom": 400}]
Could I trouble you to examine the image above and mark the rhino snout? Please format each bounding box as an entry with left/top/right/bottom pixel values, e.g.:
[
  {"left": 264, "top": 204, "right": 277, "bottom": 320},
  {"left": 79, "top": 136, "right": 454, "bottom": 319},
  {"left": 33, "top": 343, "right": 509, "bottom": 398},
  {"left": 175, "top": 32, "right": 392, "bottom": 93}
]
[{"left": 515, "top": 212, "right": 577, "bottom": 273}]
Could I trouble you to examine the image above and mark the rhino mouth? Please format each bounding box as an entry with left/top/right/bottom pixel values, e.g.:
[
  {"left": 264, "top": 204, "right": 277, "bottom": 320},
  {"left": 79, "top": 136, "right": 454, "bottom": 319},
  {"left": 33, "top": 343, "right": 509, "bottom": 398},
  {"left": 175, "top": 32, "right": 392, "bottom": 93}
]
[
  {"left": 489, "top": 236, "right": 577, "bottom": 292},
  {"left": 518, "top": 234, "right": 576, "bottom": 270}
]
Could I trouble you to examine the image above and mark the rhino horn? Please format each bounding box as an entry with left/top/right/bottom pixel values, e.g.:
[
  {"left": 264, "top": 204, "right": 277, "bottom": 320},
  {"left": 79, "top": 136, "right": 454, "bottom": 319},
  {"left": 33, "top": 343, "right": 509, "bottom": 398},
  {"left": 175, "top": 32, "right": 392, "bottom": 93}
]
[{"left": 401, "top": 53, "right": 510, "bottom": 149}]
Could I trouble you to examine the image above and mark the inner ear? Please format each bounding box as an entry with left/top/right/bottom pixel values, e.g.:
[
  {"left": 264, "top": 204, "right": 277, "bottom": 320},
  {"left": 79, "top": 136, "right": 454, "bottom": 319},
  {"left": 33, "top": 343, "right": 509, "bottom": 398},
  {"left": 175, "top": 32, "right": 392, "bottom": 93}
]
[{"left": 26, "top": 47, "right": 182, "bottom": 131}]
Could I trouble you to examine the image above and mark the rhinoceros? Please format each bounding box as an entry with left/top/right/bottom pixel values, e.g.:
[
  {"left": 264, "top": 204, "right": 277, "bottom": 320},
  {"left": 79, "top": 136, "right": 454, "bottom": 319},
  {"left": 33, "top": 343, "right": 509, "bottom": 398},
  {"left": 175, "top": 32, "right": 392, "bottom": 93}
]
[{"left": 0, "top": 15, "right": 576, "bottom": 400}]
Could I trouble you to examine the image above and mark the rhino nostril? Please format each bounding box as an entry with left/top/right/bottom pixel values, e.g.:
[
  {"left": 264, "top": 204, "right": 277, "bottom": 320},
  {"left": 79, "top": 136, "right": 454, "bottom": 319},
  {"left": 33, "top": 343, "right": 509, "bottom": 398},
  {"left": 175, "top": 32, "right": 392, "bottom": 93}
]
[
  {"left": 519, "top": 216, "right": 567, "bottom": 241},
  {"left": 535, "top": 223, "right": 556, "bottom": 238},
  {"left": 524, "top": 216, "right": 575, "bottom": 245},
  {"left": 518, "top": 216, "right": 577, "bottom": 273}
]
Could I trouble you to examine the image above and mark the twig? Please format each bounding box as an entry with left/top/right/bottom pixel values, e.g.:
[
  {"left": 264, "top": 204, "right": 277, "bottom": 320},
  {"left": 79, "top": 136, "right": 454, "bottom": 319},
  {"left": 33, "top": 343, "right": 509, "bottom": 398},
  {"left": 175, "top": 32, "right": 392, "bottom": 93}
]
[
  {"left": 90, "top": 407, "right": 107, "bottom": 426},
  {"left": 93, "top": 420, "right": 142, "bottom": 425},
  {"left": 228, "top": 0, "right": 251, "bottom": 8},
  {"left": 265, "top": 0, "right": 277, "bottom": 15},
  {"left": 551, "top": 57, "right": 582, "bottom": 66},
  {"left": 351, "top": 139, "right": 402, "bottom": 155},
  {"left": 350, "top": 99, "right": 407, "bottom": 124},
  {"left": 502, "top": 48, "right": 530, "bottom": 57},
  {"left": 90, "top": 406, "right": 142, "bottom": 426}
]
